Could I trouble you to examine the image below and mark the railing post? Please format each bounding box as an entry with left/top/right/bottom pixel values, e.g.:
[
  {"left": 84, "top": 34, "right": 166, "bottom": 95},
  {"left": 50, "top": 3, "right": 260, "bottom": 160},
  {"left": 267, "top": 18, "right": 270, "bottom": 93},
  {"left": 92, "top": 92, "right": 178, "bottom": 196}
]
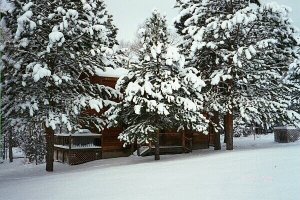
[
  {"left": 154, "top": 131, "right": 160, "bottom": 160},
  {"left": 182, "top": 131, "right": 186, "bottom": 153}
]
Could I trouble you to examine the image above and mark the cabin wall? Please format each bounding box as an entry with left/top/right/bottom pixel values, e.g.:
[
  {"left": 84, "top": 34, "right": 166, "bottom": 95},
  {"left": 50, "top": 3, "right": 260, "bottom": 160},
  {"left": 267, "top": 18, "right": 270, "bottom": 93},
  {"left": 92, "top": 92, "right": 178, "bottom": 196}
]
[
  {"left": 160, "top": 133, "right": 182, "bottom": 146},
  {"left": 90, "top": 76, "right": 117, "bottom": 88},
  {"left": 192, "top": 133, "right": 210, "bottom": 149},
  {"left": 101, "top": 127, "right": 132, "bottom": 159},
  {"left": 91, "top": 76, "right": 132, "bottom": 158},
  {"left": 159, "top": 131, "right": 212, "bottom": 150}
]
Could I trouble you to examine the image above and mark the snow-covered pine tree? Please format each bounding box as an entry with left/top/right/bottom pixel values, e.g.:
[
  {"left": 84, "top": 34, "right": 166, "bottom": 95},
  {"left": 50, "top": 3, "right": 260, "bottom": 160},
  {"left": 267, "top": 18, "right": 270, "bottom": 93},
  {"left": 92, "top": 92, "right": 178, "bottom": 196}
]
[
  {"left": 175, "top": 0, "right": 300, "bottom": 149},
  {"left": 108, "top": 10, "right": 208, "bottom": 160},
  {"left": 1, "top": 0, "right": 119, "bottom": 170},
  {"left": 285, "top": 53, "right": 300, "bottom": 123},
  {"left": 0, "top": 0, "right": 15, "bottom": 162}
]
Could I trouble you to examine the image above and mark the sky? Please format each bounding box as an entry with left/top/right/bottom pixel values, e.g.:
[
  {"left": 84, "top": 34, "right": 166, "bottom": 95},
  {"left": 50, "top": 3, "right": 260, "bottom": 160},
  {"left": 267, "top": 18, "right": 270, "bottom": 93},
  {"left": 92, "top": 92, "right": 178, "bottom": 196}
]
[
  {"left": 106, "top": 0, "right": 300, "bottom": 42},
  {"left": 106, "top": 0, "right": 177, "bottom": 41}
]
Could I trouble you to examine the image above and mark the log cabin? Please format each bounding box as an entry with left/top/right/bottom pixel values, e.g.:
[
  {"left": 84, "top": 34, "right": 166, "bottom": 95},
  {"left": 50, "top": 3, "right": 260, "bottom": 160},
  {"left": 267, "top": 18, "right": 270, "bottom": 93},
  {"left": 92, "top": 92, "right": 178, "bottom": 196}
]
[{"left": 54, "top": 67, "right": 215, "bottom": 165}]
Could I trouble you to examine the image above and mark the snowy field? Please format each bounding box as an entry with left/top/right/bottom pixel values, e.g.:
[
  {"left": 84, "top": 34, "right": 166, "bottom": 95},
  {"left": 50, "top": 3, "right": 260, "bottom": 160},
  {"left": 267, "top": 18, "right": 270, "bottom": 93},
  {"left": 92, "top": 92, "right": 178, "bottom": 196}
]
[{"left": 0, "top": 134, "right": 299, "bottom": 200}]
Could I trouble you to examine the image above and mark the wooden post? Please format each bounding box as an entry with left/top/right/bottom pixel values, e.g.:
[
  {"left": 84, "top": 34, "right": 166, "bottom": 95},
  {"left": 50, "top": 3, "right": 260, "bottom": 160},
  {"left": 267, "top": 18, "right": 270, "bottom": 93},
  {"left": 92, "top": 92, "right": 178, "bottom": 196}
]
[
  {"left": 189, "top": 132, "right": 193, "bottom": 153},
  {"left": 131, "top": 138, "right": 136, "bottom": 154},
  {"left": 212, "top": 112, "right": 221, "bottom": 150},
  {"left": 130, "top": 143, "right": 135, "bottom": 154},
  {"left": 182, "top": 131, "right": 186, "bottom": 153},
  {"left": 224, "top": 115, "right": 227, "bottom": 143},
  {"left": 137, "top": 138, "right": 141, "bottom": 156},
  {"left": 225, "top": 112, "right": 233, "bottom": 150},
  {"left": 69, "top": 135, "right": 72, "bottom": 150},
  {"left": 101, "top": 133, "right": 104, "bottom": 158},
  {"left": 56, "top": 147, "right": 58, "bottom": 161},
  {"left": 148, "top": 141, "right": 152, "bottom": 150},
  {"left": 45, "top": 125, "right": 54, "bottom": 172},
  {"left": 154, "top": 131, "right": 160, "bottom": 160},
  {"left": 68, "top": 135, "right": 72, "bottom": 164},
  {"left": 252, "top": 125, "right": 256, "bottom": 141}
]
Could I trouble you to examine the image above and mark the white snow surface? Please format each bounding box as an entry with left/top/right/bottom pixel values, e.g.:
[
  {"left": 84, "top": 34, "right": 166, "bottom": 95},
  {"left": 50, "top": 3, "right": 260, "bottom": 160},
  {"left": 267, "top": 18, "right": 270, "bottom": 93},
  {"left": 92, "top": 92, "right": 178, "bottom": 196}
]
[
  {"left": 12, "top": 147, "right": 25, "bottom": 158},
  {"left": 0, "top": 134, "right": 299, "bottom": 200},
  {"left": 32, "top": 63, "right": 51, "bottom": 82},
  {"left": 0, "top": 0, "right": 14, "bottom": 13},
  {"left": 95, "top": 67, "right": 128, "bottom": 78}
]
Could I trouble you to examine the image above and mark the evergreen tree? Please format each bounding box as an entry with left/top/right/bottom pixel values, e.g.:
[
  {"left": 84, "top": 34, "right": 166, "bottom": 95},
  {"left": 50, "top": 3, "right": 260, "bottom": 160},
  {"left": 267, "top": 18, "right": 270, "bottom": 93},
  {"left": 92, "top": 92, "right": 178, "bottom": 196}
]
[
  {"left": 1, "top": 0, "right": 119, "bottom": 170},
  {"left": 0, "top": 0, "right": 14, "bottom": 162},
  {"left": 108, "top": 10, "right": 208, "bottom": 160},
  {"left": 286, "top": 54, "right": 300, "bottom": 123},
  {"left": 175, "top": 0, "right": 300, "bottom": 149}
]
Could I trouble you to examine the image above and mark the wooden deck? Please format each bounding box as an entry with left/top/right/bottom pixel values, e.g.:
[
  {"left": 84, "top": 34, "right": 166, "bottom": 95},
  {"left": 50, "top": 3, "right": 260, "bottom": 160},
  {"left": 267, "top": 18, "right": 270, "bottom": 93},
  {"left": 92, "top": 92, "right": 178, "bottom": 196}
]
[{"left": 140, "top": 146, "right": 186, "bottom": 156}]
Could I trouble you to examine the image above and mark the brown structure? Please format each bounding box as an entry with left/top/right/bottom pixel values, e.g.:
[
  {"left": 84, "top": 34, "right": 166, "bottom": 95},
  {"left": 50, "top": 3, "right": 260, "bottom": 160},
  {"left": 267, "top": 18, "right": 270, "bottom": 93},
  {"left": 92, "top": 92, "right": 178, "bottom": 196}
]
[
  {"left": 89, "top": 73, "right": 132, "bottom": 159},
  {"left": 54, "top": 70, "right": 215, "bottom": 164},
  {"left": 140, "top": 131, "right": 214, "bottom": 156},
  {"left": 274, "top": 127, "right": 300, "bottom": 143},
  {"left": 54, "top": 132, "right": 102, "bottom": 165}
]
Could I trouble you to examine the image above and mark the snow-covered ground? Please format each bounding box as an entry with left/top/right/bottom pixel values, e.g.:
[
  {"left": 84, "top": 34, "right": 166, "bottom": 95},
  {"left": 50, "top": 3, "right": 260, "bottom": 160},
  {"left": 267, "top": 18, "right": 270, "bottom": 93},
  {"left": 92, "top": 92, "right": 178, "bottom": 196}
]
[{"left": 0, "top": 134, "right": 299, "bottom": 200}]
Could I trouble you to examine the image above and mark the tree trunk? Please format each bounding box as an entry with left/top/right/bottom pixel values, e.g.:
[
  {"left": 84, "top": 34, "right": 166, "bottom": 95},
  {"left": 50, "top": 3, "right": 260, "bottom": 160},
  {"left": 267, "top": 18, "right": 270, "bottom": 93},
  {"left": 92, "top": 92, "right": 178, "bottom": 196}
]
[
  {"left": 132, "top": 137, "right": 136, "bottom": 154},
  {"left": 154, "top": 131, "right": 160, "bottom": 160},
  {"left": 2, "top": 136, "right": 5, "bottom": 160},
  {"left": 225, "top": 112, "right": 233, "bottom": 150},
  {"left": 8, "top": 132, "right": 13, "bottom": 163},
  {"left": 45, "top": 125, "right": 54, "bottom": 172},
  {"left": 137, "top": 143, "right": 141, "bottom": 156},
  {"left": 212, "top": 112, "right": 221, "bottom": 150},
  {"left": 224, "top": 115, "right": 227, "bottom": 143}
]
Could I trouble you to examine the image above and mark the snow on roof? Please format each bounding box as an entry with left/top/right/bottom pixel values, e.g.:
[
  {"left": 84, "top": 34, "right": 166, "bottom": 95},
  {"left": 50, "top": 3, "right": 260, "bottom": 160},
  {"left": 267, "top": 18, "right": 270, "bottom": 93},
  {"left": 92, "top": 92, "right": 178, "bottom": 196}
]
[
  {"left": 54, "top": 133, "right": 101, "bottom": 137},
  {"left": 273, "top": 126, "right": 300, "bottom": 130},
  {"left": 95, "top": 67, "right": 128, "bottom": 78}
]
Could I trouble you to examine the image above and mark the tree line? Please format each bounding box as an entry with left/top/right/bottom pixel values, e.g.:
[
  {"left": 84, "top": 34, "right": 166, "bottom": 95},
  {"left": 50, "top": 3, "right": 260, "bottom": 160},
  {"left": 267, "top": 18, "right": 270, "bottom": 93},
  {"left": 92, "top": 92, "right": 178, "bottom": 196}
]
[{"left": 1, "top": 0, "right": 300, "bottom": 170}]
